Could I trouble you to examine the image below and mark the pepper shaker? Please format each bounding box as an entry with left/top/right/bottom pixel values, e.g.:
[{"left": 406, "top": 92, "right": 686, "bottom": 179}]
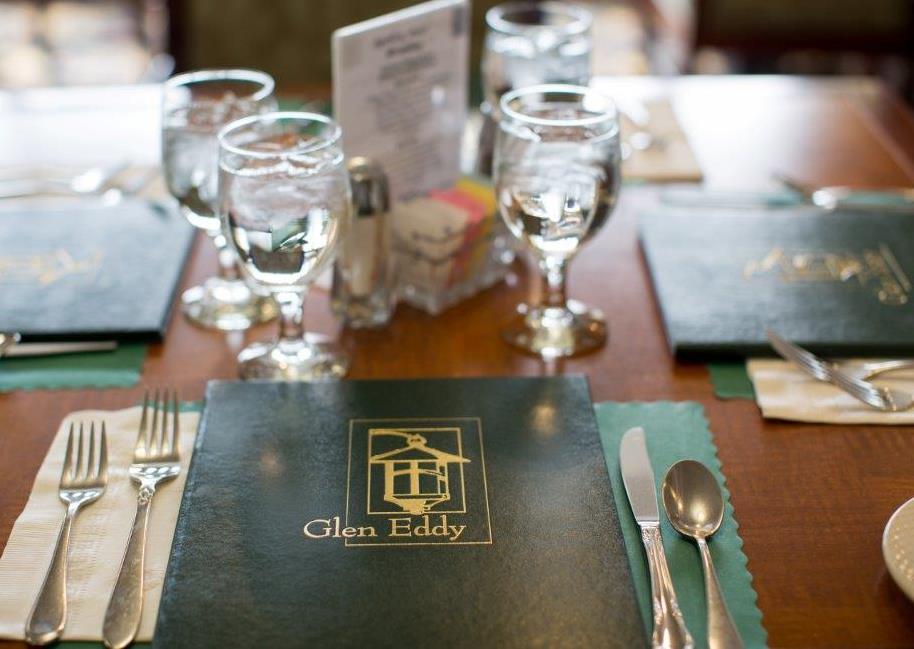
[{"left": 331, "top": 157, "right": 396, "bottom": 328}]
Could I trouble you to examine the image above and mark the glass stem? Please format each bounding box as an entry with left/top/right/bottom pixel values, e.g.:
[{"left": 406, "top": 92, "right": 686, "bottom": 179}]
[
  {"left": 538, "top": 256, "right": 568, "bottom": 309},
  {"left": 211, "top": 231, "right": 239, "bottom": 281},
  {"left": 276, "top": 291, "right": 306, "bottom": 344}
]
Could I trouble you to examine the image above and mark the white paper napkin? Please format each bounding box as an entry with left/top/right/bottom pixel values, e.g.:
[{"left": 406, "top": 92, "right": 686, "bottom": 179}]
[
  {"left": 747, "top": 358, "right": 914, "bottom": 424},
  {"left": 0, "top": 406, "right": 199, "bottom": 641},
  {"left": 621, "top": 99, "right": 702, "bottom": 183}
]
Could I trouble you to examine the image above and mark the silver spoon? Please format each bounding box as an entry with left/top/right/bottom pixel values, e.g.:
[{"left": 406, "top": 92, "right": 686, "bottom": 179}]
[{"left": 662, "top": 460, "right": 744, "bottom": 649}]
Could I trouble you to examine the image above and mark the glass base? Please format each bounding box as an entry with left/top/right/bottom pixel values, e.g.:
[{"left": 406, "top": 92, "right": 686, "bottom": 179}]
[
  {"left": 182, "top": 276, "right": 277, "bottom": 331},
  {"left": 237, "top": 334, "right": 349, "bottom": 381},
  {"left": 502, "top": 300, "right": 607, "bottom": 359}
]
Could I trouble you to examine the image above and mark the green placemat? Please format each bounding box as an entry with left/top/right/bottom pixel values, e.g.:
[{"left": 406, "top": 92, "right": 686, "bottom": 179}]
[
  {"left": 708, "top": 362, "right": 755, "bottom": 400},
  {"left": 596, "top": 401, "right": 767, "bottom": 649},
  {"left": 0, "top": 344, "right": 147, "bottom": 392}
]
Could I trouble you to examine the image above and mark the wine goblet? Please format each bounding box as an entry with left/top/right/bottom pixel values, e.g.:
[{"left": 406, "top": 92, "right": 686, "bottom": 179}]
[
  {"left": 217, "top": 112, "right": 351, "bottom": 380},
  {"left": 476, "top": 2, "right": 592, "bottom": 175},
  {"left": 494, "top": 84, "right": 621, "bottom": 358},
  {"left": 162, "top": 68, "right": 278, "bottom": 330}
]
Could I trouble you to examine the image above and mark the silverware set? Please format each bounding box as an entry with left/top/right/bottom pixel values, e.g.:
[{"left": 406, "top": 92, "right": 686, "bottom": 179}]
[
  {"left": 774, "top": 172, "right": 914, "bottom": 214},
  {"left": 620, "top": 427, "right": 744, "bottom": 649},
  {"left": 767, "top": 330, "right": 914, "bottom": 412},
  {"left": 25, "top": 390, "right": 181, "bottom": 647},
  {"left": 0, "top": 162, "right": 158, "bottom": 203},
  {"left": 661, "top": 173, "right": 914, "bottom": 213}
]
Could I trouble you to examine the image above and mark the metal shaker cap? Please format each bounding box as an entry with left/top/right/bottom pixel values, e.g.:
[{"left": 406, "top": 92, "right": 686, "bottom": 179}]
[{"left": 347, "top": 156, "right": 390, "bottom": 218}]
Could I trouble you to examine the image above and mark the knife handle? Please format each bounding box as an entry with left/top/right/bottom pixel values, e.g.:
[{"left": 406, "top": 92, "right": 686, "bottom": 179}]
[{"left": 641, "top": 525, "right": 694, "bottom": 649}]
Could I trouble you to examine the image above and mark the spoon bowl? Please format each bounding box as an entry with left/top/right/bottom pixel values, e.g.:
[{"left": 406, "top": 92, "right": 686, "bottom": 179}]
[{"left": 662, "top": 459, "right": 724, "bottom": 539}]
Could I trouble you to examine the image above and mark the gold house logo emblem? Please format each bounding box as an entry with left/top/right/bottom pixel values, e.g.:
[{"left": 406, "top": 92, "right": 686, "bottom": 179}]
[
  {"left": 368, "top": 429, "right": 469, "bottom": 515},
  {"left": 343, "top": 418, "right": 492, "bottom": 547}
]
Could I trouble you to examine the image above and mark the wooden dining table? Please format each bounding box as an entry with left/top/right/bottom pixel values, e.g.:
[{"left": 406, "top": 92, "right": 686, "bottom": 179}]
[{"left": 2, "top": 74, "right": 914, "bottom": 648}]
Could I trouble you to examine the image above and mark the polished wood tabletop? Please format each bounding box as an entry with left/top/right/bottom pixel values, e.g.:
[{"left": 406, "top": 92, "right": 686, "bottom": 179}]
[{"left": 3, "top": 75, "right": 914, "bottom": 648}]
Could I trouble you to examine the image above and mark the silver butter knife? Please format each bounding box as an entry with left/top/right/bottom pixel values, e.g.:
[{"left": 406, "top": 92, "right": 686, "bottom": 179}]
[
  {"left": 620, "top": 427, "right": 694, "bottom": 649},
  {"left": 0, "top": 332, "right": 117, "bottom": 358}
]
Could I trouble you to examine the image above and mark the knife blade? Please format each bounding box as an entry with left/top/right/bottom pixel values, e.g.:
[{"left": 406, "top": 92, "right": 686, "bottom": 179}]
[
  {"left": 620, "top": 427, "right": 694, "bottom": 649},
  {"left": 620, "top": 426, "right": 661, "bottom": 524}
]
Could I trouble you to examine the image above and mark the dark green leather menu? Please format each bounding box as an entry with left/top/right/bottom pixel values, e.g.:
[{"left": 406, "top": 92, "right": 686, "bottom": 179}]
[
  {"left": 153, "top": 377, "right": 645, "bottom": 648},
  {"left": 640, "top": 208, "right": 914, "bottom": 358},
  {"left": 0, "top": 200, "right": 194, "bottom": 341}
]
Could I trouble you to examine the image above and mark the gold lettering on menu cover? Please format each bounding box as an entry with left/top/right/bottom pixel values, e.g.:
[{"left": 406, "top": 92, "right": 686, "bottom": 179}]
[
  {"left": 743, "top": 244, "right": 911, "bottom": 305},
  {"left": 303, "top": 418, "right": 492, "bottom": 547},
  {"left": 0, "top": 249, "right": 102, "bottom": 285}
]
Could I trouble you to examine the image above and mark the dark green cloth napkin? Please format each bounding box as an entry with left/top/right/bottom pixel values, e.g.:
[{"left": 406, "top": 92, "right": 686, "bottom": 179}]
[
  {"left": 707, "top": 362, "right": 755, "bottom": 400},
  {"left": 0, "top": 344, "right": 146, "bottom": 392},
  {"left": 596, "top": 401, "right": 767, "bottom": 649}
]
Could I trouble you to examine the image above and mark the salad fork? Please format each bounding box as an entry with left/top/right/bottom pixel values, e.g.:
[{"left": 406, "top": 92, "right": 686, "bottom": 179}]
[
  {"left": 103, "top": 390, "right": 181, "bottom": 649},
  {"left": 767, "top": 331, "right": 914, "bottom": 412},
  {"left": 25, "top": 421, "right": 108, "bottom": 645}
]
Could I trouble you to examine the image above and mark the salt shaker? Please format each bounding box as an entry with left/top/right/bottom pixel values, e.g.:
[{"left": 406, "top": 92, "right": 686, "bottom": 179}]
[{"left": 331, "top": 157, "right": 395, "bottom": 328}]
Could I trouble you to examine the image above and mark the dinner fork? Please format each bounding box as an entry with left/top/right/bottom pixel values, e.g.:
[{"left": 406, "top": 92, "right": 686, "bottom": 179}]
[
  {"left": 25, "top": 421, "right": 108, "bottom": 645},
  {"left": 766, "top": 330, "right": 914, "bottom": 412},
  {"left": 0, "top": 161, "right": 129, "bottom": 200},
  {"left": 103, "top": 390, "right": 181, "bottom": 649}
]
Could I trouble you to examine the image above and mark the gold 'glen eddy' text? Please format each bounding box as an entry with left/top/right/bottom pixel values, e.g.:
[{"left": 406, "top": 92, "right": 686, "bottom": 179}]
[{"left": 303, "top": 514, "right": 466, "bottom": 542}]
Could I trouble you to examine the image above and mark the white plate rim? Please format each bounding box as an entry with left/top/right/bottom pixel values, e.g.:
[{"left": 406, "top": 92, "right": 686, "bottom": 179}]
[{"left": 882, "top": 494, "right": 914, "bottom": 602}]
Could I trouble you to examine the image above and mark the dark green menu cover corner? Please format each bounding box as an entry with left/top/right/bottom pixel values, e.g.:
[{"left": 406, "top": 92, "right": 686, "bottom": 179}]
[
  {"left": 153, "top": 377, "right": 645, "bottom": 648},
  {"left": 639, "top": 208, "right": 914, "bottom": 359},
  {"left": 0, "top": 200, "right": 194, "bottom": 342}
]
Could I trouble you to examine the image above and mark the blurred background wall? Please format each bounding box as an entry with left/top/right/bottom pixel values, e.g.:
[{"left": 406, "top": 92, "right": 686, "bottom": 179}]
[{"left": 0, "top": 0, "right": 911, "bottom": 102}]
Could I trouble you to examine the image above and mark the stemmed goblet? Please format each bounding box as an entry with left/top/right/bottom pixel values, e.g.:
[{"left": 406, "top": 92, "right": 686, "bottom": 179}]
[
  {"left": 477, "top": 2, "right": 592, "bottom": 175},
  {"left": 217, "top": 112, "right": 351, "bottom": 380},
  {"left": 162, "top": 69, "right": 278, "bottom": 330},
  {"left": 494, "top": 84, "right": 621, "bottom": 358}
]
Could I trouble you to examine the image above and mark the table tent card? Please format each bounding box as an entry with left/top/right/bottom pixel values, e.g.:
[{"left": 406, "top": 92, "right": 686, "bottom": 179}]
[
  {"left": 332, "top": 0, "right": 468, "bottom": 201},
  {"left": 332, "top": 1, "right": 508, "bottom": 313}
]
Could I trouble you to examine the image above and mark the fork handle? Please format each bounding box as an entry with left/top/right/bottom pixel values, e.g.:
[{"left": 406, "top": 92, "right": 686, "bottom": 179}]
[
  {"left": 25, "top": 507, "right": 76, "bottom": 645},
  {"left": 857, "top": 359, "right": 914, "bottom": 379},
  {"left": 103, "top": 488, "right": 153, "bottom": 649}
]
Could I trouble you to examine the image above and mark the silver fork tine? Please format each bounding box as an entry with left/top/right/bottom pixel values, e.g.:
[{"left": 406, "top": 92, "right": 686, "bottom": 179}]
[
  {"left": 841, "top": 377, "right": 883, "bottom": 409},
  {"left": 170, "top": 390, "right": 179, "bottom": 457},
  {"left": 62, "top": 423, "right": 74, "bottom": 484},
  {"left": 159, "top": 390, "right": 169, "bottom": 456},
  {"left": 136, "top": 391, "right": 150, "bottom": 457},
  {"left": 768, "top": 330, "right": 901, "bottom": 410},
  {"left": 75, "top": 423, "right": 84, "bottom": 483},
  {"left": 99, "top": 422, "right": 108, "bottom": 481},
  {"left": 832, "top": 370, "right": 883, "bottom": 402},
  {"left": 86, "top": 423, "right": 96, "bottom": 482},
  {"left": 150, "top": 388, "right": 161, "bottom": 455},
  {"left": 792, "top": 352, "right": 824, "bottom": 379},
  {"left": 767, "top": 330, "right": 829, "bottom": 380}
]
